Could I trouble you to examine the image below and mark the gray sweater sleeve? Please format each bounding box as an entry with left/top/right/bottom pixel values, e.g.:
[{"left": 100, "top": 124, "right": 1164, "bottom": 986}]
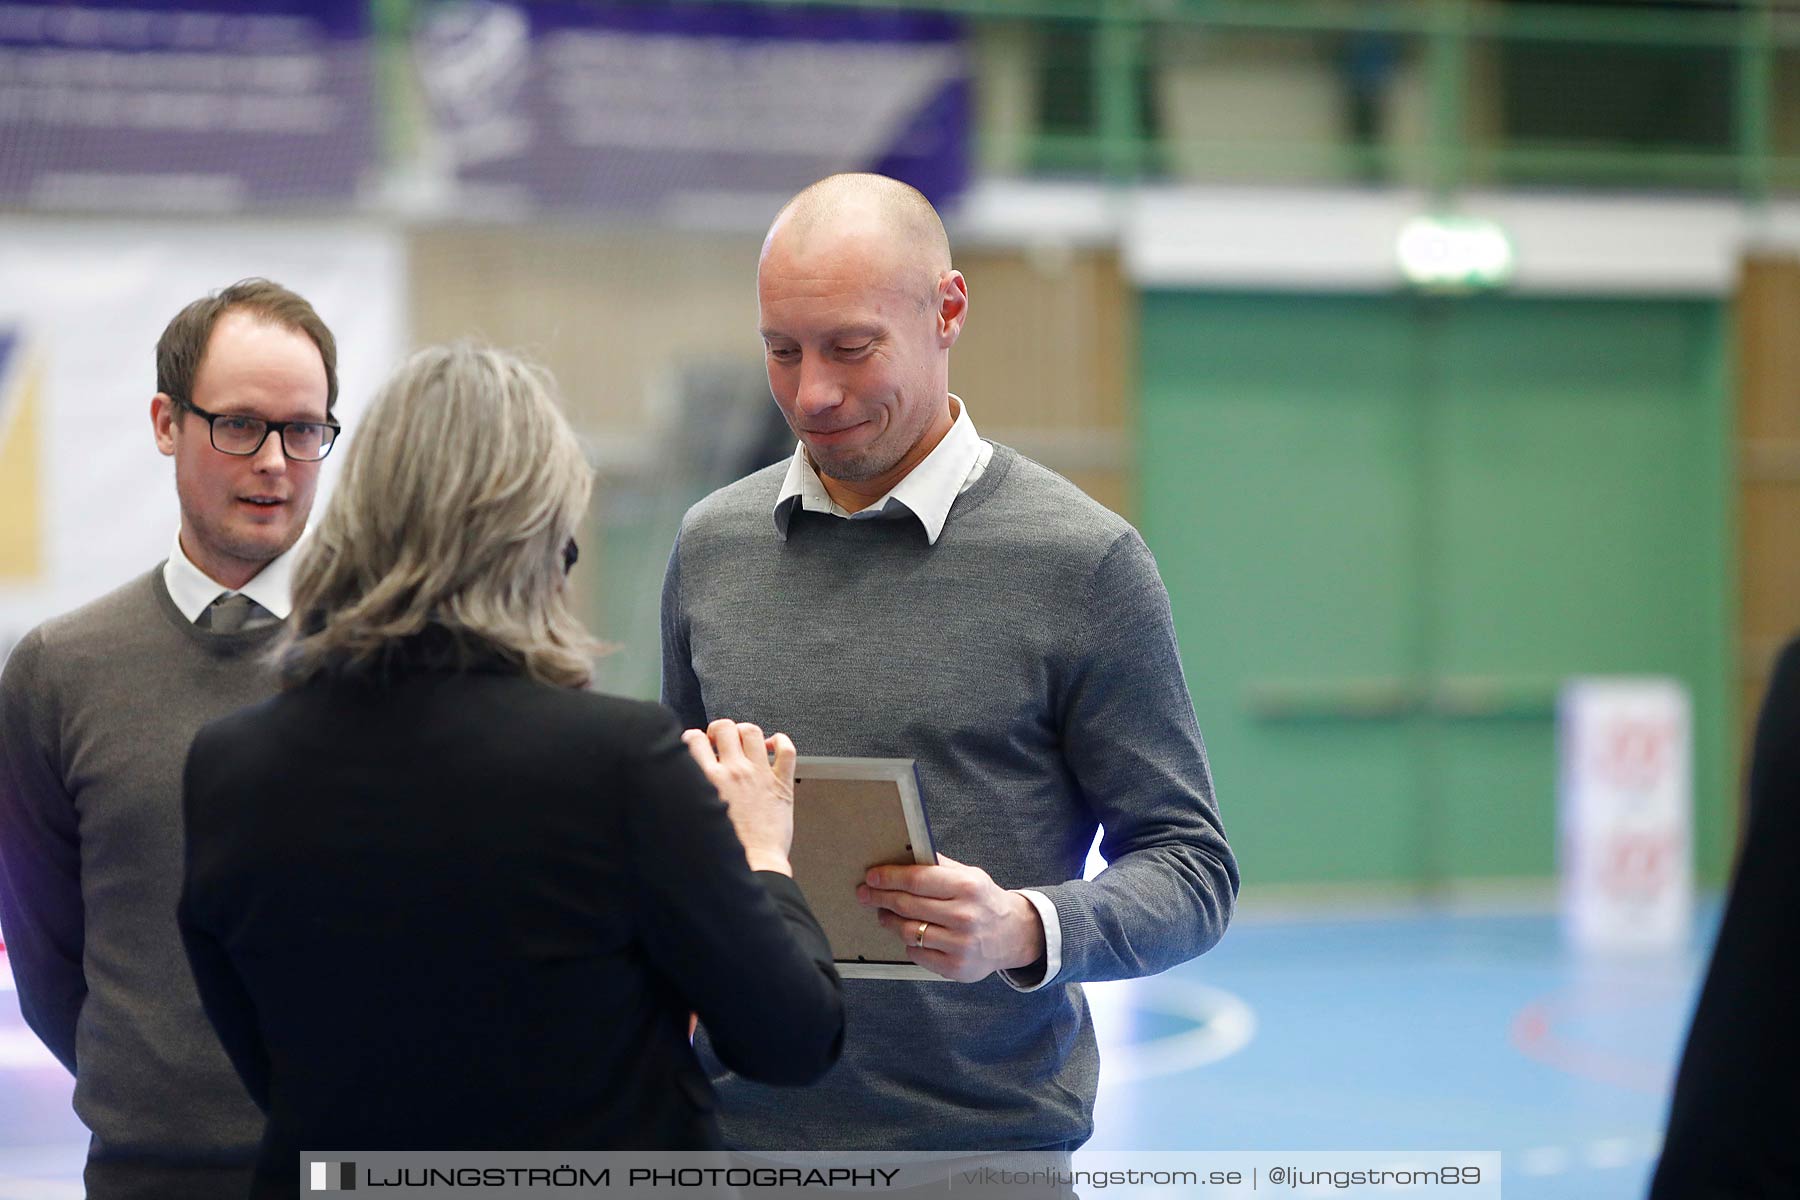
[
  {"left": 0, "top": 629, "right": 87, "bottom": 1073},
  {"left": 1033, "top": 530, "right": 1239, "bottom": 984},
  {"left": 659, "top": 529, "right": 708, "bottom": 730}
]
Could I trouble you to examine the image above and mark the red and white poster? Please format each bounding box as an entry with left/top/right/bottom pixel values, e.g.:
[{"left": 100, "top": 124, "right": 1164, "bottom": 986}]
[{"left": 1558, "top": 678, "right": 1694, "bottom": 953}]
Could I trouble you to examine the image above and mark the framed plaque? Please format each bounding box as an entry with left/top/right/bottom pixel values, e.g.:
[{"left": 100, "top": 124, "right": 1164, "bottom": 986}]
[{"left": 791, "top": 757, "right": 942, "bottom": 981}]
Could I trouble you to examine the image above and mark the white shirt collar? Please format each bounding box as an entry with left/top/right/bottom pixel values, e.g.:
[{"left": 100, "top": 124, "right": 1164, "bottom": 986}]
[
  {"left": 162, "top": 530, "right": 302, "bottom": 624},
  {"left": 773, "top": 395, "right": 987, "bottom": 546}
]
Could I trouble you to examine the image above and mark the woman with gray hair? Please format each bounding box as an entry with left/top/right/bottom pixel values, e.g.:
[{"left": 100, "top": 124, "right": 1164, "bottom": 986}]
[{"left": 177, "top": 344, "right": 843, "bottom": 1198}]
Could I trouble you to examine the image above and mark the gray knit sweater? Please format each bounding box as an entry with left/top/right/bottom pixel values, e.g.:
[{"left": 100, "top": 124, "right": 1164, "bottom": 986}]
[
  {"left": 0, "top": 568, "right": 275, "bottom": 1198},
  {"left": 661, "top": 443, "right": 1237, "bottom": 1150}
]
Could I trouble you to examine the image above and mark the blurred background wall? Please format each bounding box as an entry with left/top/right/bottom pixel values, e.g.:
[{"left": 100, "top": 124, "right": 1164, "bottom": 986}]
[{"left": 3, "top": 0, "right": 1799, "bottom": 902}]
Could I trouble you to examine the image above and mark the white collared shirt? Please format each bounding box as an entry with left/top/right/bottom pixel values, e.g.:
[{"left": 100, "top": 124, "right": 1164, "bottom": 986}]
[
  {"left": 162, "top": 530, "right": 302, "bottom": 625},
  {"left": 772, "top": 394, "right": 994, "bottom": 545},
  {"left": 765, "top": 396, "right": 1061, "bottom": 991}
]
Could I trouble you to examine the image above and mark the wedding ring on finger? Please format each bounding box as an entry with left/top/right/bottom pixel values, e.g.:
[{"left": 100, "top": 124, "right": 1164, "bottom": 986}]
[{"left": 915, "top": 921, "right": 929, "bottom": 948}]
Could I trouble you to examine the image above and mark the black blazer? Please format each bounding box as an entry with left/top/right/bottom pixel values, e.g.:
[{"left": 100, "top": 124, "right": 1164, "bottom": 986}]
[
  {"left": 179, "top": 644, "right": 843, "bottom": 1197},
  {"left": 1651, "top": 636, "right": 1800, "bottom": 1197}
]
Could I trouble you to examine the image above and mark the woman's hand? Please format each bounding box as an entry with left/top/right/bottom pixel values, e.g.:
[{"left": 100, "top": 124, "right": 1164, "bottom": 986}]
[{"left": 681, "top": 719, "right": 798, "bottom": 876}]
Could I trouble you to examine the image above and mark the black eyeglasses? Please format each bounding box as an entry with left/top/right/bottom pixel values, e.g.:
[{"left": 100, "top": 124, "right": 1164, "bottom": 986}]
[
  {"left": 175, "top": 398, "right": 340, "bottom": 462},
  {"left": 562, "top": 538, "right": 579, "bottom": 575}
]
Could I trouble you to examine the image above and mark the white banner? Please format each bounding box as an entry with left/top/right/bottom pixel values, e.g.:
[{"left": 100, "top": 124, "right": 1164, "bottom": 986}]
[
  {"left": 0, "top": 218, "right": 406, "bottom": 662},
  {"left": 1558, "top": 677, "right": 1694, "bottom": 953}
]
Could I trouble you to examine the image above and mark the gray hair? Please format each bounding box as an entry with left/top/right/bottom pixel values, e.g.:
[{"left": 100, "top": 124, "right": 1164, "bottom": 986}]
[{"left": 277, "top": 343, "right": 600, "bottom": 689}]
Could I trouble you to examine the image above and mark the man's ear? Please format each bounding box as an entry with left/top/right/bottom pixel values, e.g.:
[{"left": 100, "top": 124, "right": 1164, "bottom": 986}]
[
  {"left": 937, "top": 270, "right": 969, "bottom": 348},
  {"left": 151, "top": 393, "right": 179, "bottom": 458}
]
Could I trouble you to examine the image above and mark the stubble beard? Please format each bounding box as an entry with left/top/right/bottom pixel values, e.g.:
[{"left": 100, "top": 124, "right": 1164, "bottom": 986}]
[
  {"left": 183, "top": 497, "right": 309, "bottom": 578},
  {"left": 808, "top": 440, "right": 905, "bottom": 484},
  {"left": 803, "top": 410, "right": 923, "bottom": 486}
]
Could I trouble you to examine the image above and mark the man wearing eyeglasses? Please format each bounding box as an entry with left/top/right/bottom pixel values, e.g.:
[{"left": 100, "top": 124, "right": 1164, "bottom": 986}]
[{"left": 0, "top": 278, "right": 339, "bottom": 1199}]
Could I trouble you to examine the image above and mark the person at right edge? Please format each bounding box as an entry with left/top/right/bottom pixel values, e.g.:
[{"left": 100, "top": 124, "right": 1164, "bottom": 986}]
[
  {"left": 1651, "top": 634, "right": 1800, "bottom": 1198},
  {"left": 661, "top": 173, "right": 1238, "bottom": 1153}
]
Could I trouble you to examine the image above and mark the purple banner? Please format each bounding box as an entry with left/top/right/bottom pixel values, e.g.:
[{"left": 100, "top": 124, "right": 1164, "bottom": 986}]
[
  {"left": 0, "top": 1, "right": 374, "bottom": 212},
  {"left": 414, "top": 0, "right": 970, "bottom": 219}
]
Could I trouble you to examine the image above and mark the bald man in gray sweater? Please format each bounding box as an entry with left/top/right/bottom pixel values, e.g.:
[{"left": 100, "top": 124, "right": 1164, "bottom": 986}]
[
  {"left": 661, "top": 174, "right": 1237, "bottom": 1151},
  {"left": 0, "top": 280, "right": 340, "bottom": 1198}
]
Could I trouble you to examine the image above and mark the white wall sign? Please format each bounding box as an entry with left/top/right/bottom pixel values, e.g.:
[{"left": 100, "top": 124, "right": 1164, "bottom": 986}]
[{"left": 1558, "top": 678, "right": 1694, "bottom": 953}]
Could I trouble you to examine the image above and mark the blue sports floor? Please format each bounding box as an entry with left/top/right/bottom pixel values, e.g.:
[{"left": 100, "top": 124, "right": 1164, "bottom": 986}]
[{"left": 0, "top": 903, "right": 1713, "bottom": 1200}]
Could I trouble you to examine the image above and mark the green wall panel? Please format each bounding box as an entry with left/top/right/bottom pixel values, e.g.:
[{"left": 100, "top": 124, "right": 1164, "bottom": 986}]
[
  {"left": 1431, "top": 298, "right": 1730, "bottom": 881},
  {"left": 1139, "top": 294, "right": 1424, "bottom": 886},
  {"left": 1139, "top": 291, "right": 1730, "bottom": 889}
]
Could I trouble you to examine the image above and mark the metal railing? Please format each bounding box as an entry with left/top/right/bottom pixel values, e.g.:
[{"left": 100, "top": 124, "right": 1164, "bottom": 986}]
[{"left": 645, "top": 0, "right": 1800, "bottom": 200}]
